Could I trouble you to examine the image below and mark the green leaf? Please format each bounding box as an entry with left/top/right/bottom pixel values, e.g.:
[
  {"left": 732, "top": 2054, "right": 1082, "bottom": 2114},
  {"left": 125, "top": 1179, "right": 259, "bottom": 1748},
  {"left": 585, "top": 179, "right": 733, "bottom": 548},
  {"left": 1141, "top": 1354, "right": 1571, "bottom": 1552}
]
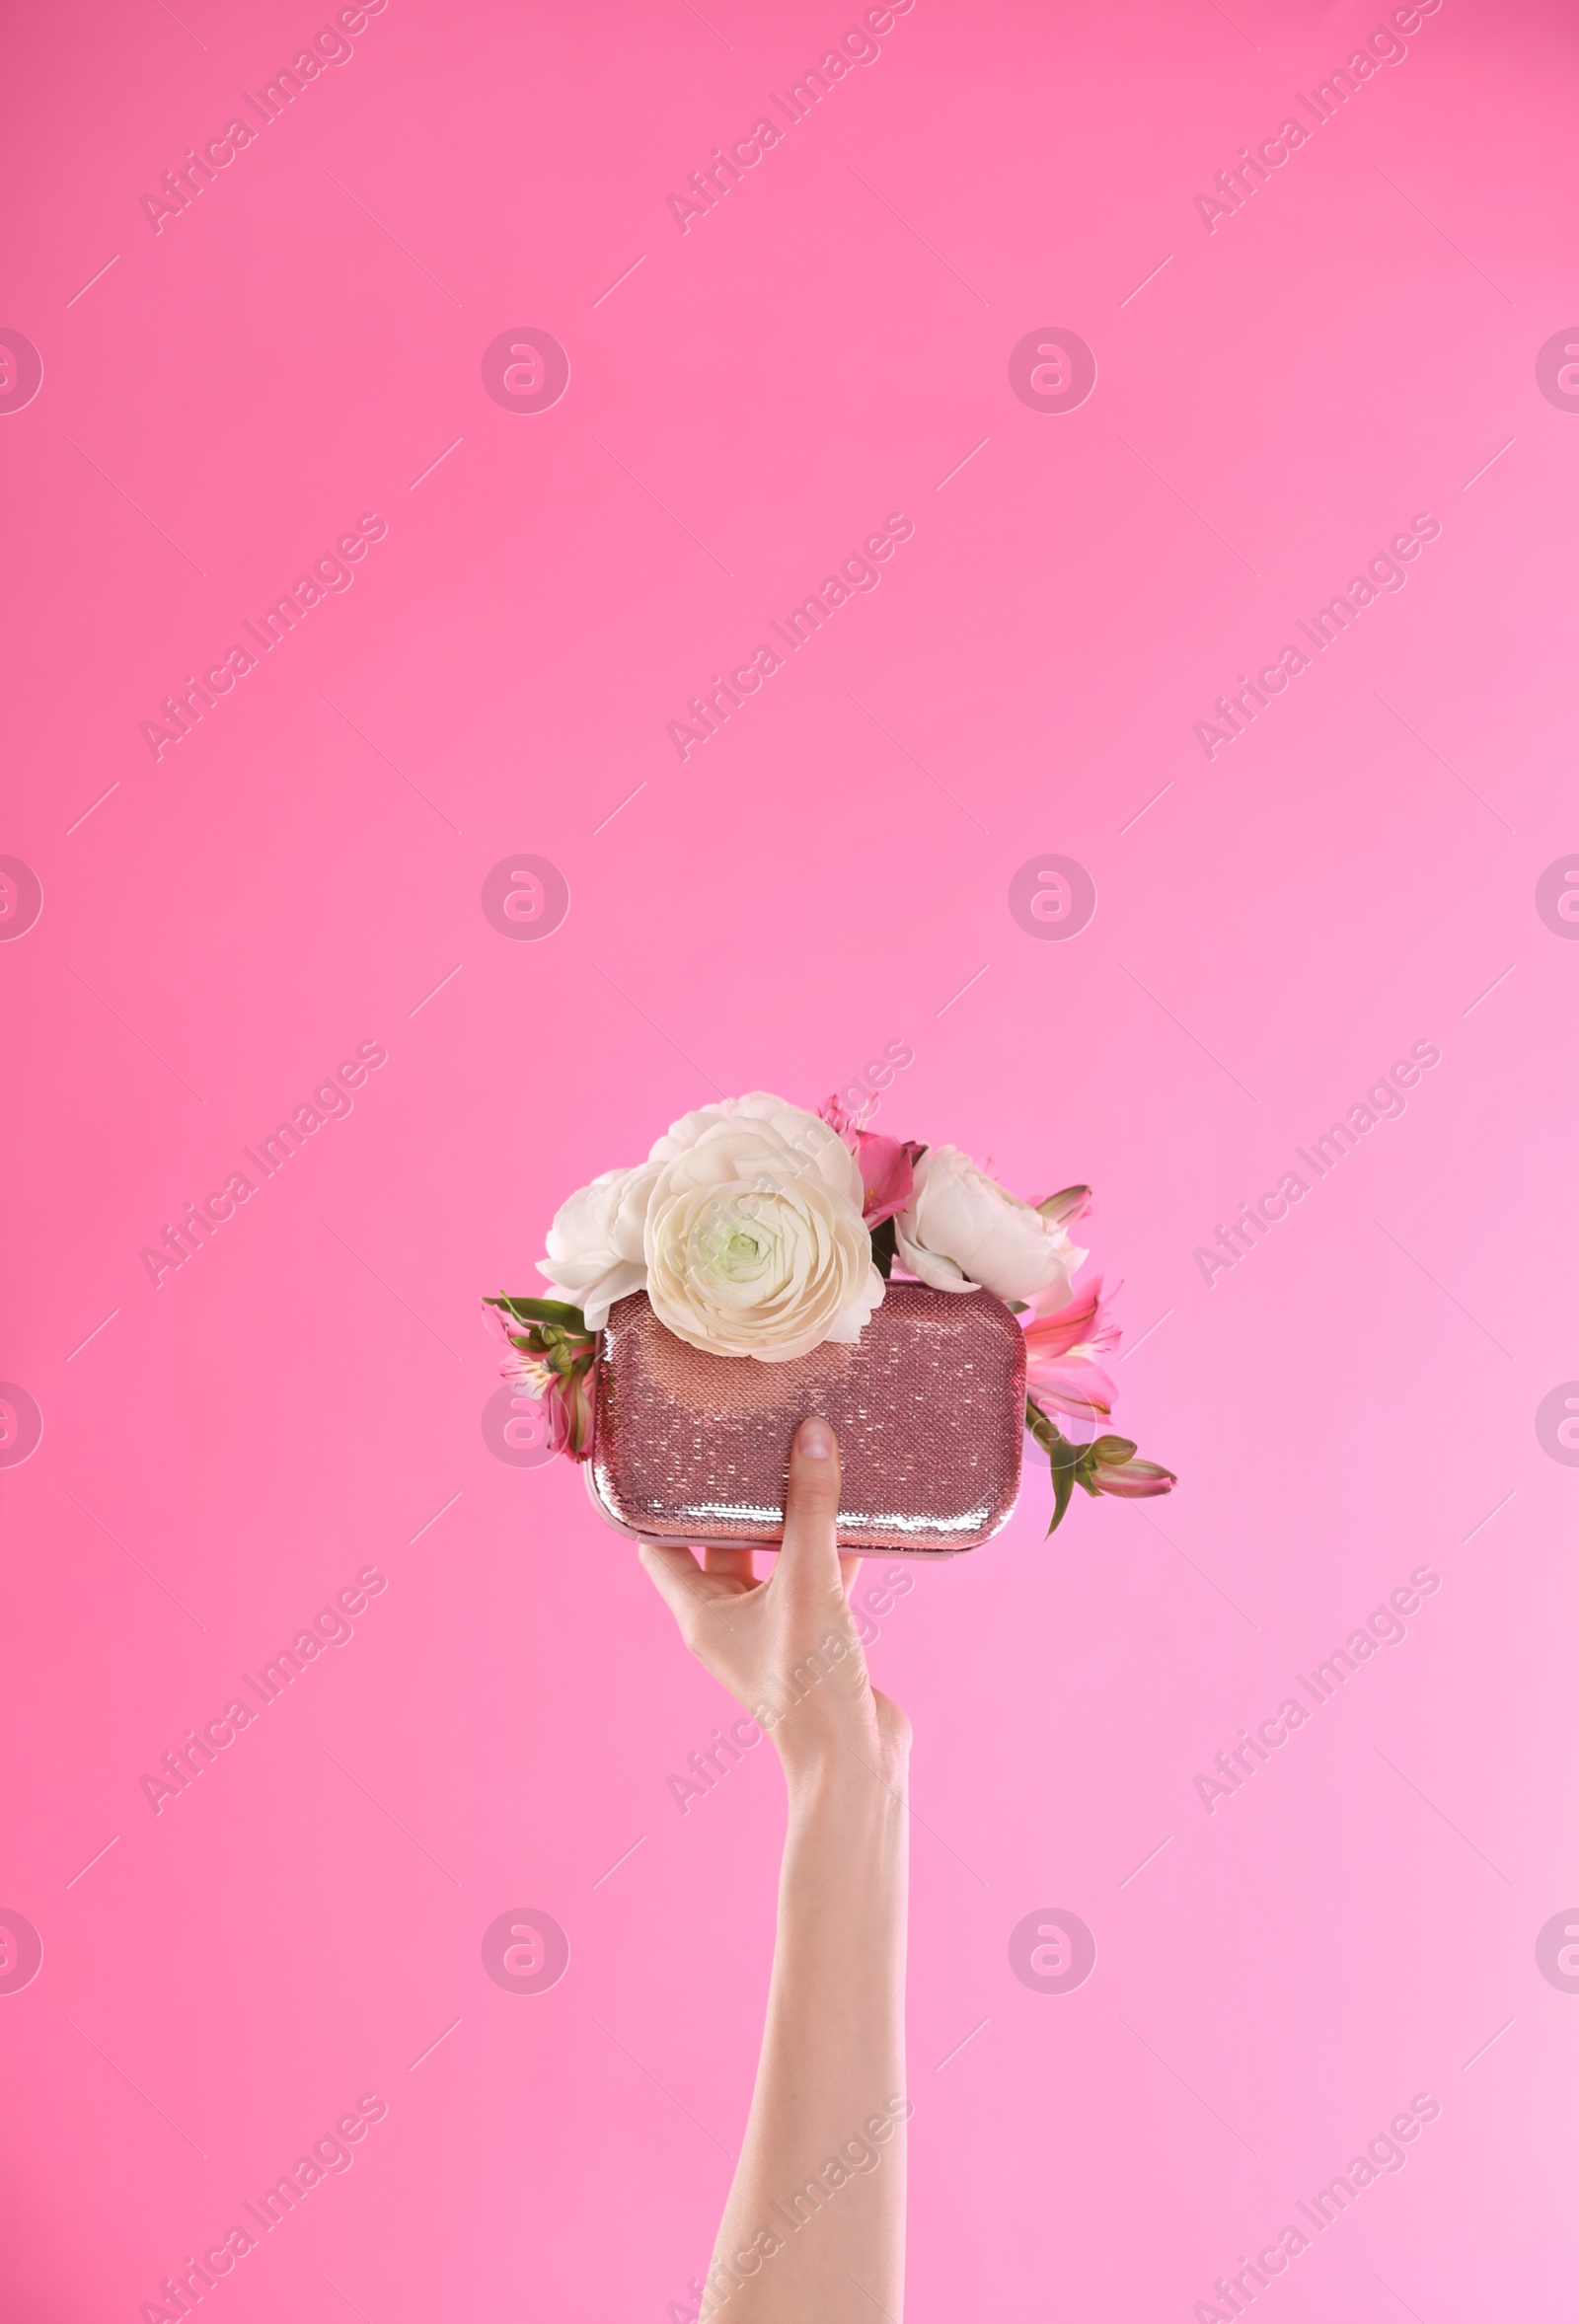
[
  {"left": 1027, "top": 1397, "right": 1082, "bottom": 1533},
  {"left": 869, "top": 1215, "right": 897, "bottom": 1279},
  {"left": 1047, "top": 1456, "right": 1076, "bottom": 1534},
  {"left": 486, "top": 1293, "right": 591, "bottom": 1333}
]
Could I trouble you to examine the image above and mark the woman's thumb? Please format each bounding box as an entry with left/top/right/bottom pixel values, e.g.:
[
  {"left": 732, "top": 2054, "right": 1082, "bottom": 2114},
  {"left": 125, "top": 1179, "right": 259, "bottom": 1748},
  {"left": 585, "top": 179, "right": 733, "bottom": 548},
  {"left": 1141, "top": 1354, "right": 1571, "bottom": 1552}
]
[{"left": 778, "top": 1415, "right": 843, "bottom": 1586}]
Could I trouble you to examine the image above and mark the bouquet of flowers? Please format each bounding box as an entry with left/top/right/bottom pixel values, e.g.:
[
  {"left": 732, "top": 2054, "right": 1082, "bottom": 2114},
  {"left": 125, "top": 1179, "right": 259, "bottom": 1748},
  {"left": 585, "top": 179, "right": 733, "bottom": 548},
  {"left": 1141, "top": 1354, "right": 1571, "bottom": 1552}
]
[{"left": 484, "top": 1089, "right": 1174, "bottom": 1535}]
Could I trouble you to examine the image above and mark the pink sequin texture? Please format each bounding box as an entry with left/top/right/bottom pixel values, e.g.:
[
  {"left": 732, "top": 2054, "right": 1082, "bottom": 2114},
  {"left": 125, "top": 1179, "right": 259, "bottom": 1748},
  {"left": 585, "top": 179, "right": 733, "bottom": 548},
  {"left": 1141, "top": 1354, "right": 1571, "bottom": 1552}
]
[{"left": 585, "top": 1283, "right": 1025, "bottom": 1554}]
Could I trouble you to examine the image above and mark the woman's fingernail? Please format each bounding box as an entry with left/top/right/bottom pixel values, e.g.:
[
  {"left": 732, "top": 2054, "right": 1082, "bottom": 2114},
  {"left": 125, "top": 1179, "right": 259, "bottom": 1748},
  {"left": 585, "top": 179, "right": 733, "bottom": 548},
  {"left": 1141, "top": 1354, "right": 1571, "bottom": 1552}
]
[{"left": 796, "top": 1416, "right": 834, "bottom": 1460}]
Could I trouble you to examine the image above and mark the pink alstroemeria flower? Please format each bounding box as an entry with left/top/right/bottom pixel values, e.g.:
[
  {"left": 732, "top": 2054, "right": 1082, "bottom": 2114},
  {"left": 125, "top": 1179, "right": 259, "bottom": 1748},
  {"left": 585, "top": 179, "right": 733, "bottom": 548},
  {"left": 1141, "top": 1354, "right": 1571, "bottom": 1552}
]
[
  {"left": 545, "top": 1365, "right": 597, "bottom": 1462},
  {"left": 483, "top": 1299, "right": 597, "bottom": 1462},
  {"left": 1021, "top": 1277, "right": 1120, "bottom": 1421},
  {"left": 483, "top": 1300, "right": 537, "bottom": 1384},
  {"left": 1032, "top": 1183, "right": 1093, "bottom": 1230},
  {"left": 1083, "top": 1439, "right": 1176, "bottom": 1500},
  {"left": 855, "top": 1130, "right": 925, "bottom": 1228},
  {"left": 817, "top": 1090, "right": 866, "bottom": 1148}
]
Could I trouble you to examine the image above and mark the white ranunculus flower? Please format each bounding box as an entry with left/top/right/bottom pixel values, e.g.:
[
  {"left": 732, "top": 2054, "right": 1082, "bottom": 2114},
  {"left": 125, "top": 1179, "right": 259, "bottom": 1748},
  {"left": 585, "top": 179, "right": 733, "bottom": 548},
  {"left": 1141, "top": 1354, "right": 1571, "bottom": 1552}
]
[
  {"left": 649, "top": 1090, "right": 862, "bottom": 1203},
  {"left": 894, "top": 1145, "right": 1085, "bottom": 1304},
  {"left": 537, "top": 1160, "right": 662, "bottom": 1328},
  {"left": 643, "top": 1105, "right": 882, "bottom": 1361}
]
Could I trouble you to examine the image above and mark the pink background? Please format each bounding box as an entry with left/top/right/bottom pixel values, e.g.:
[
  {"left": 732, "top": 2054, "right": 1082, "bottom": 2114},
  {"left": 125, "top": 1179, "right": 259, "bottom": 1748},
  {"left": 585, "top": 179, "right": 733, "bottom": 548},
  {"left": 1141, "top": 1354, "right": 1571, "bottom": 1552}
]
[{"left": 3, "top": 0, "right": 1577, "bottom": 2315}]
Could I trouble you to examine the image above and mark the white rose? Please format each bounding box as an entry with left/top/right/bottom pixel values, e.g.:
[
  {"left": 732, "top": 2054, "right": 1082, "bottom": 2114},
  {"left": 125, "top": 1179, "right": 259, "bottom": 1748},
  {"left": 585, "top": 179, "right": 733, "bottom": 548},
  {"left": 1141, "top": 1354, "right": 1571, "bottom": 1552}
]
[
  {"left": 537, "top": 1160, "right": 662, "bottom": 1328},
  {"left": 643, "top": 1106, "right": 882, "bottom": 1362},
  {"left": 894, "top": 1145, "right": 1084, "bottom": 1304}
]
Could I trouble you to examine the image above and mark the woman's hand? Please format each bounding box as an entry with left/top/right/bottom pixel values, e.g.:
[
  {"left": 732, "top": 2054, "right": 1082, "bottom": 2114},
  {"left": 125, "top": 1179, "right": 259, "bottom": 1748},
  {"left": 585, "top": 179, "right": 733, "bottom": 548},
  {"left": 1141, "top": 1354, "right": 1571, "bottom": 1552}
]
[{"left": 639, "top": 1415, "right": 910, "bottom": 1786}]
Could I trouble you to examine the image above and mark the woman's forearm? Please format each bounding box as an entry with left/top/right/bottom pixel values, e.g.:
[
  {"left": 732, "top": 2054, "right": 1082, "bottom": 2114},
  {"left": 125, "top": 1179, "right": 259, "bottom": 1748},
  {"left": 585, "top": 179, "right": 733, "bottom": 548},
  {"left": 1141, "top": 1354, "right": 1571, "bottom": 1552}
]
[{"left": 702, "top": 1741, "right": 910, "bottom": 2322}]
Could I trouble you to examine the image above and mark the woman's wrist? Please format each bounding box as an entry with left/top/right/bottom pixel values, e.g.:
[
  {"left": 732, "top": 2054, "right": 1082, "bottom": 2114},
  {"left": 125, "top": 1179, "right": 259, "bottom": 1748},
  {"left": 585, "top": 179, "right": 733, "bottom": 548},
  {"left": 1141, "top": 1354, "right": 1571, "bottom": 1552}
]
[{"left": 778, "top": 1724, "right": 911, "bottom": 1820}]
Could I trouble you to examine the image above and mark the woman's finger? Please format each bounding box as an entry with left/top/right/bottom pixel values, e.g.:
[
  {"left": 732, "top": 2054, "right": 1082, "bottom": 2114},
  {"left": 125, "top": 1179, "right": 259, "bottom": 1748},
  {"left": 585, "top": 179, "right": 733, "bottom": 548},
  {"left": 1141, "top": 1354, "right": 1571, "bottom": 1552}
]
[
  {"left": 704, "top": 1545, "right": 757, "bottom": 1583},
  {"left": 638, "top": 1539, "right": 718, "bottom": 1623}
]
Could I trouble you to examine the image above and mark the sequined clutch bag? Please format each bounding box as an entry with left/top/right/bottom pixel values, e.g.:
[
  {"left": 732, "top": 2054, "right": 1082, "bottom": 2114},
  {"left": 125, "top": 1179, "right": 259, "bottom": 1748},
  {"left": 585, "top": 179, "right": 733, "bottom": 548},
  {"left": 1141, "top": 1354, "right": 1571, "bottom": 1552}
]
[{"left": 585, "top": 1281, "right": 1026, "bottom": 1556}]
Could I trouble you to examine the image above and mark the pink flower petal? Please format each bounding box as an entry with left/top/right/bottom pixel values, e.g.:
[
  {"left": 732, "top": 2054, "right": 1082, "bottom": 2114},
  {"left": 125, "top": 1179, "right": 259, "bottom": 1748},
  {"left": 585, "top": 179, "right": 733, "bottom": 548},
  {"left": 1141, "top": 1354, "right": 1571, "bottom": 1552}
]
[
  {"left": 1024, "top": 1363, "right": 1117, "bottom": 1420},
  {"left": 1022, "top": 1278, "right": 1118, "bottom": 1362},
  {"left": 1091, "top": 1458, "right": 1176, "bottom": 1500},
  {"left": 855, "top": 1130, "right": 924, "bottom": 1226}
]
